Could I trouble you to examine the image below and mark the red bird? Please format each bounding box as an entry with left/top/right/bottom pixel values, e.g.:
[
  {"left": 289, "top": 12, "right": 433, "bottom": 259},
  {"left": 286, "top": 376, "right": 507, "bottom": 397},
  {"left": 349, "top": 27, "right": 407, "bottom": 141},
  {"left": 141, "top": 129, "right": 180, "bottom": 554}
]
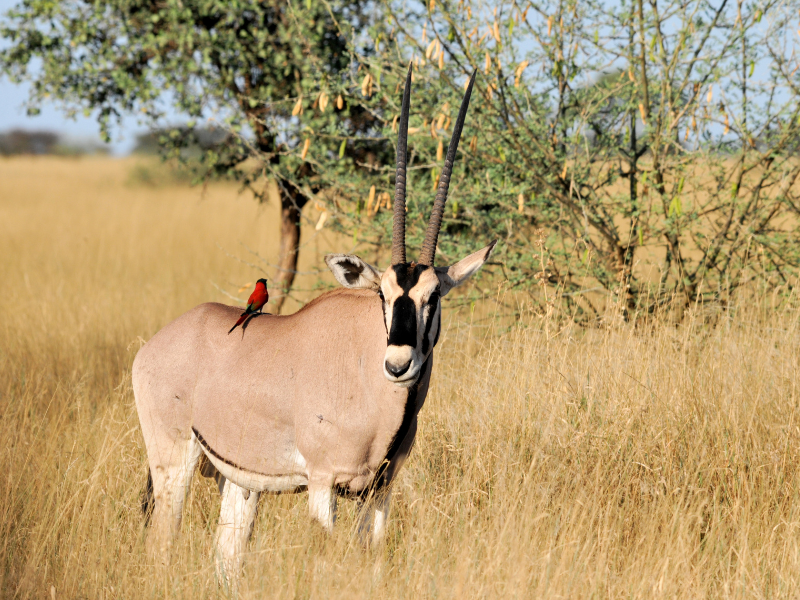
[{"left": 228, "top": 278, "right": 269, "bottom": 334}]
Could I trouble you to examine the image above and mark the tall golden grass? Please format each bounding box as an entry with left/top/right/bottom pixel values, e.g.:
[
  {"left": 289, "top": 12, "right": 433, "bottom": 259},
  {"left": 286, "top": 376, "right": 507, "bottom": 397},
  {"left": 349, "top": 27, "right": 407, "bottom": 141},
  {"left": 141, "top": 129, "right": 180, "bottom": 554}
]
[{"left": 2, "top": 157, "right": 800, "bottom": 598}]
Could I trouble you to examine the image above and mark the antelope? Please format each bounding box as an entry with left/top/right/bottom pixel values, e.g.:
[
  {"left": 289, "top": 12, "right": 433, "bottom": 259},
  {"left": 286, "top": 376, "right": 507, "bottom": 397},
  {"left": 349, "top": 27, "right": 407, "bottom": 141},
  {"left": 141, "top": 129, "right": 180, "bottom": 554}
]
[{"left": 133, "top": 66, "right": 494, "bottom": 579}]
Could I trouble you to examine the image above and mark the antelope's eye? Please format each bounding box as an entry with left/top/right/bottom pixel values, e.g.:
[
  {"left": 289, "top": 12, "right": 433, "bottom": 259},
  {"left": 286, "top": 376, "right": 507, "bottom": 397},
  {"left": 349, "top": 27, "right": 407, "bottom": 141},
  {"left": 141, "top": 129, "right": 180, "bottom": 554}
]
[{"left": 377, "top": 289, "right": 385, "bottom": 301}]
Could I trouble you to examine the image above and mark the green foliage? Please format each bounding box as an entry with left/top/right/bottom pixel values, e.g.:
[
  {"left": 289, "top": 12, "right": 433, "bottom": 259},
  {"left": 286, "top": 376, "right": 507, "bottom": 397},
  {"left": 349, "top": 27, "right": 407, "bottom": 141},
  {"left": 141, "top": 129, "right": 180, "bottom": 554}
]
[
  {"left": 0, "top": 0, "right": 379, "bottom": 193},
  {"left": 334, "top": 0, "right": 800, "bottom": 319},
  {"left": 4, "top": 0, "right": 800, "bottom": 319}
]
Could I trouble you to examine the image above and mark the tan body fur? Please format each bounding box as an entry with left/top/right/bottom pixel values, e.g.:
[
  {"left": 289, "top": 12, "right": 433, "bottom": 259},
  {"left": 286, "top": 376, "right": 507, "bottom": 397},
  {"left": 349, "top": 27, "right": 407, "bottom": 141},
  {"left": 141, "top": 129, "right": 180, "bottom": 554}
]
[
  {"left": 133, "top": 288, "right": 431, "bottom": 572},
  {"left": 133, "top": 64, "right": 488, "bottom": 584}
]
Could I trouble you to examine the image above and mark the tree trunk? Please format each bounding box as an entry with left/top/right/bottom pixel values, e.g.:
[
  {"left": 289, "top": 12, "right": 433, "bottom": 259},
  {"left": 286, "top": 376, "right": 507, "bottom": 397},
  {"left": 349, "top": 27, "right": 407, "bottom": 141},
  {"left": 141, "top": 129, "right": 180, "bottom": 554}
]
[
  {"left": 272, "top": 177, "right": 309, "bottom": 314},
  {"left": 250, "top": 119, "right": 313, "bottom": 314}
]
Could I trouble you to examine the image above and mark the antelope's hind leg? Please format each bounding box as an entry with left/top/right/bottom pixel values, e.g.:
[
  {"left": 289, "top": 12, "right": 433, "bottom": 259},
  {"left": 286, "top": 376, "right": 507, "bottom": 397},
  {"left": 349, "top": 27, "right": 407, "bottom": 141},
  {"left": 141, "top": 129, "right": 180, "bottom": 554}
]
[
  {"left": 357, "top": 489, "right": 392, "bottom": 547},
  {"left": 146, "top": 434, "right": 202, "bottom": 556},
  {"left": 214, "top": 479, "right": 260, "bottom": 584}
]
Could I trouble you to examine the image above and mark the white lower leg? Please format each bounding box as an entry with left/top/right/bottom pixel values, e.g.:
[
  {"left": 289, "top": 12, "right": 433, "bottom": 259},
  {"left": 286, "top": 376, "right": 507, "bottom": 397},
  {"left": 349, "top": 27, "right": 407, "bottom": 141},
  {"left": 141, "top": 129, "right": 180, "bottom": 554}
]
[
  {"left": 214, "top": 480, "right": 260, "bottom": 583},
  {"left": 308, "top": 484, "right": 337, "bottom": 533},
  {"left": 356, "top": 489, "right": 392, "bottom": 547},
  {"left": 371, "top": 490, "right": 392, "bottom": 546}
]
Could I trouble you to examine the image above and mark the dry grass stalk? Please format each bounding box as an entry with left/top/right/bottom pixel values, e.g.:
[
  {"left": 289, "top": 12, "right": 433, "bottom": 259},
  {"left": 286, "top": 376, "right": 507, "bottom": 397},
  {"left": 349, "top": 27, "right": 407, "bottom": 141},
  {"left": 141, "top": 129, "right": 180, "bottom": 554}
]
[{"left": 2, "top": 158, "right": 800, "bottom": 598}]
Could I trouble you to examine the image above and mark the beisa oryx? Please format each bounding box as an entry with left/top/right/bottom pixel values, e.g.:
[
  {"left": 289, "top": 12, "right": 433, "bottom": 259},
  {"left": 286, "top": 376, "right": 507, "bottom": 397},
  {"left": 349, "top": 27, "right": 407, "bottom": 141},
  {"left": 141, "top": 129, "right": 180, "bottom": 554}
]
[{"left": 132, "top": 66, "right": 494, "bottom": 577}]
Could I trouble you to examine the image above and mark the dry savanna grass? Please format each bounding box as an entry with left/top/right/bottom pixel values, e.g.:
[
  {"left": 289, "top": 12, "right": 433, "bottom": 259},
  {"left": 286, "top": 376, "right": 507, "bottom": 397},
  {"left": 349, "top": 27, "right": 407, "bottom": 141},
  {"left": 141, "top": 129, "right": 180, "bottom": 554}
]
[{"left": 2, "top": 156, "right": 800, "bottom": 598}]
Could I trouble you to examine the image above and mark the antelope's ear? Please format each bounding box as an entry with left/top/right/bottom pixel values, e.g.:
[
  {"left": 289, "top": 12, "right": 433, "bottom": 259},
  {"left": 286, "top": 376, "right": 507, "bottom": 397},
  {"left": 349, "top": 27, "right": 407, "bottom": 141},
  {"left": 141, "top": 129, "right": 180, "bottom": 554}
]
[
  {"left": 434, "top": 240, "right": 497, "bottom": 296},
  {"left": 325, "top": 254, "right": 383, "bottom": 290}
]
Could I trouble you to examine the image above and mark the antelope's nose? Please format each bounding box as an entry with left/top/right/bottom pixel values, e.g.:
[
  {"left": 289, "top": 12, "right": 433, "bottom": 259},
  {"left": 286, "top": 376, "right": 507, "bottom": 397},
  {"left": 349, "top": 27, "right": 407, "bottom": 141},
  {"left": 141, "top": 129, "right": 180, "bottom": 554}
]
[{"left": 385, "top": 359, "right": 411, "bottom": 378}]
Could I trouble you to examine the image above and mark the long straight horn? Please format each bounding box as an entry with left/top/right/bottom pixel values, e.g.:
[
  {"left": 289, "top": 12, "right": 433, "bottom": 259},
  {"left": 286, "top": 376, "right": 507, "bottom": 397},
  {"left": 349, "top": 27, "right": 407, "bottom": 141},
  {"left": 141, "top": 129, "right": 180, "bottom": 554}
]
[
  {"left": 418, "top": 69, "right": 477, "bottom": 266},
  {"left": 392, "top": 64, "right": 413, "bottom": 265}
]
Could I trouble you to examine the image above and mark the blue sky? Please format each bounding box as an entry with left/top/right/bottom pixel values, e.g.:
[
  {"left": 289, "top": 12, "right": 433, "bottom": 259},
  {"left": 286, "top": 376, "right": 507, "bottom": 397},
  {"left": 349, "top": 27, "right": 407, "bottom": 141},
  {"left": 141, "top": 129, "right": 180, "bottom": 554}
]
[{"left": 0, "top": 0, "right": 146, "bottom": 154}]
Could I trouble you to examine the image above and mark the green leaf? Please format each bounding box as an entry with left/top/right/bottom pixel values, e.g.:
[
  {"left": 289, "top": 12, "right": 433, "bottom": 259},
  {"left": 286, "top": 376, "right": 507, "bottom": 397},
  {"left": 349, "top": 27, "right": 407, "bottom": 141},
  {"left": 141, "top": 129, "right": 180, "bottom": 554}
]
[
  {"left": 668, "top": 196, "right": 682, "bottom": 217},
  {"left": 338, "top": 138, "right": 346, "bottom": 158}
]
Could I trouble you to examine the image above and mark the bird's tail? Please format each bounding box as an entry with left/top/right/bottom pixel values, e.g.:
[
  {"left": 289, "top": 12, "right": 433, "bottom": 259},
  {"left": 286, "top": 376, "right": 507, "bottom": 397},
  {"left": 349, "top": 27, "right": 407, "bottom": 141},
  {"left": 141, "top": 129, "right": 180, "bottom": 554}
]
[{"left": 228, "top": 312, "right": 248, "bottom": 334}]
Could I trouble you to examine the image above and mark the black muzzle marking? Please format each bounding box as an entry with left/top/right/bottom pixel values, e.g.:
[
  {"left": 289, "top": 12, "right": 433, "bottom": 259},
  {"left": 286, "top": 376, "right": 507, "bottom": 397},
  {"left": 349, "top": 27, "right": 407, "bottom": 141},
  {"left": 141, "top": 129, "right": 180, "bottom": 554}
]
[{"left": 388, "top": 295, "right": 417, "bottom": 347}]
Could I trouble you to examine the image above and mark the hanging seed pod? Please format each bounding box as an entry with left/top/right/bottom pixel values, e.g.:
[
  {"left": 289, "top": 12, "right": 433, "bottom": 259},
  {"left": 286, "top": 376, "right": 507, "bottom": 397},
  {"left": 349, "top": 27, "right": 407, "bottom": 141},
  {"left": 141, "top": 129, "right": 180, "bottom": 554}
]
[
  {"left": 422, "top": 24, "right": 427, "bottom": 43},
  {"left": 638, "top": 103, "right": 647, "bottom": 123},
  {"left": 485, "top": 52, "right": 491, "bottom": 74},
  {"left": 318, "top": 91, "right": 329, "bottom": 112},
  {"left": 518, "top": 193, "right": 524, "bottom": 214},
  {"left": 301, "top": 138, "right": 311, "bottom": 160},
  {"left": 437, "top": 112, "right": 446, "bottom": 130},
  {"left": 437, "top": 140, "right": 444, "bottom": 161},
  {"left": 691, "top": 115, "right": 697, "bottom": 131},
  {"left": 493, "top": 20, "right": 501, "bottom": 42},
  {"left": 391, "top": 114, "right": 399, "bottom": 132},
  {"left": 429, "top": 0, "right": 435, "bottom": 11},
  {"left": 561, "top": 162, "right": 568, "bottom": 179},
  {"left": 361, "top": 72, "right": 373, "bottom": 98},
  {"left": 336, "top": 95, "right": 344, "bottom": 110},
  {"left": 426, "top": 39, "right": 437, "bottom": 60},
  {"left": 438, "top": 49, "right": 445, "bottom": 70},
  {"left": 547, "top": 16, "right": 553, "bottom": 36},
  {"left": 723, "top": 113, "right": 730, "bottom": 135},
  {"left": 707, "top": 84, "right": 713, "bottom": 103},
  {"left": 430, "top": 119, "right": 438, "bottom": 139},
  {"left": 292, "top": 97, "right": 304, "bottom": 116},
  {"left": 469, "top": 135, "right": 478, "bottom": 153},
  {"left": 366, "top": 185, "right": 376, "bottom": 214},
  {"left": 684, "top": 127, "right": 690, "bottom": 141},
  {"left": 315, "top": 211, "right": 328, "bottom": 231},
  {"left": 515, "top": 60, "right": 529, "bottom": 78}
]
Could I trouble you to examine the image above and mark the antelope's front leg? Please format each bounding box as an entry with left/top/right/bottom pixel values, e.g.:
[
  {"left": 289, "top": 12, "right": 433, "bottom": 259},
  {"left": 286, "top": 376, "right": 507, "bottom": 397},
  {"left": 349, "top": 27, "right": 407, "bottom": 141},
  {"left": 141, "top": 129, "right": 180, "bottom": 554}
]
[
  {"left": 357, "top": 489, "right": 392, "bottom": 547},
  {"left": 214, "top": 480, "right": 260, "bottom": 585},
  {"left": 308, "top": 479, "right": 337, "bottom": 532}
]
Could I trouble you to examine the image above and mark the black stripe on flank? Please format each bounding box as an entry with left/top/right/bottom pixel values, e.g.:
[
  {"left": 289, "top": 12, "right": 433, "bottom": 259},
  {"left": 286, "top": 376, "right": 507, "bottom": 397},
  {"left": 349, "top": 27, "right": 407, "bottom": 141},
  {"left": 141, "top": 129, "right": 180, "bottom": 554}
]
[{"left": 192, "top": 426, "right": 271, "bottom": 477}]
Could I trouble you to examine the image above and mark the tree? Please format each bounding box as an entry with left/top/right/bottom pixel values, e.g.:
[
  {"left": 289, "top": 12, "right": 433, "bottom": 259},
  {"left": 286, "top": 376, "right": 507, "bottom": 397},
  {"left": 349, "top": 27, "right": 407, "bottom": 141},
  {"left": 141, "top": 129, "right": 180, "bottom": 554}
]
[
  {"left": 331, "top": 0, "right": 800, "bottom": 321},
  {"left": 0, "top": 0, "right": 379, "bottom": 312}
]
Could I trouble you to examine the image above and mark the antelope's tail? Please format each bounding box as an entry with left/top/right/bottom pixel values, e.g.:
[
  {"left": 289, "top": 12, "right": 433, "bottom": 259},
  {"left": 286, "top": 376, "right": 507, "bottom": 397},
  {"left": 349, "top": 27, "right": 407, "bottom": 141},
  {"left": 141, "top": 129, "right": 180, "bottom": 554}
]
[{"left": 141, "top": 468, "right": 154, "bottom": 526}]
